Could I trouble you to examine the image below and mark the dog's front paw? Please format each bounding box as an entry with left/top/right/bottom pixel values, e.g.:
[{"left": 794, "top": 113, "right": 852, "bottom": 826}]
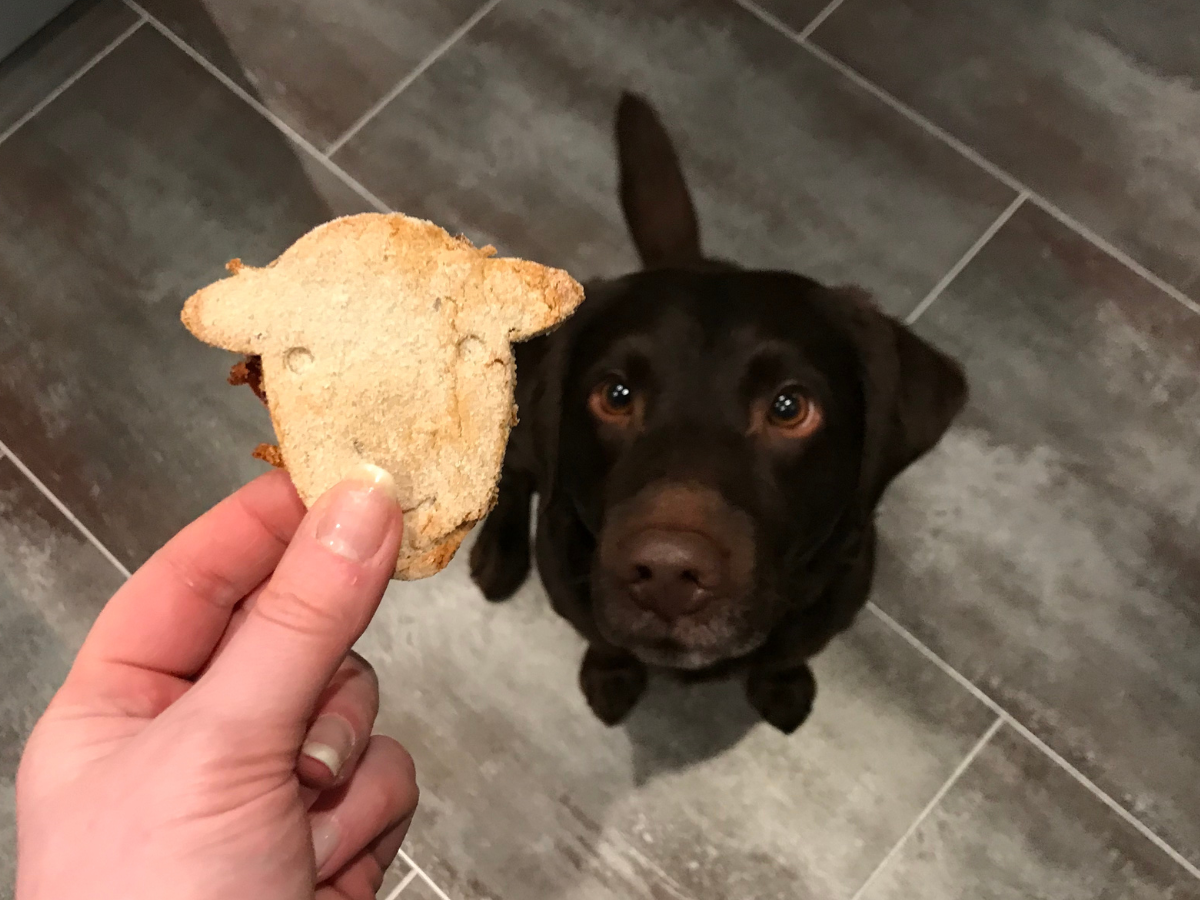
[
  {"left": 746, "top": 665, "right": 817, "bottom": 734},
  {"left": 579, "top": 646, "right": 648, "bottom": 726},
  {"left": 469, "top": 513, "right": 531, "bottom": 602}
]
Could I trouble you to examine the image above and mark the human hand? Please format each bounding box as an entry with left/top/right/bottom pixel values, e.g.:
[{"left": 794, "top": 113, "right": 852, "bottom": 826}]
[{"left": 16, "top": 467, "right": 417, "bottom": 900}]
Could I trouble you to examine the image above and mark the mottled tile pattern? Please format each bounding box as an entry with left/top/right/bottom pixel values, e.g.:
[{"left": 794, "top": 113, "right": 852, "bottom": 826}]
[
  {"left": 812, "top": 0, "right": 1200, "bottom": 298},
  {"left": 0, "top": 459, "right": 125, "bottom": 898},
  {"left": 136, "top": 0, "right": 493, "bottom": 148},
  {"left": 860, "top": 727, "right": 1200, "bottom": 900},
  {"left": 358, "top": 546, "right": 992, "bottom": 900},
  {"left": 876, "top": 202, "right": 1200, "bottom": 865},
  {"left": 334, "top": 0, "right": 1016, "bottom": 315},
  {"left": 0, "top": 0, "right": 136, "bottom": 135},
  {"left": 0, "top": 25, "right": 369, "bottom": 569}
]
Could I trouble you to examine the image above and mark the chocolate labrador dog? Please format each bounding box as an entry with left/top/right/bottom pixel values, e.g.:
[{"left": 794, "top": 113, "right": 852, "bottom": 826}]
[{"left": 469, "top": 93, "right": 966, "bottom": 733}]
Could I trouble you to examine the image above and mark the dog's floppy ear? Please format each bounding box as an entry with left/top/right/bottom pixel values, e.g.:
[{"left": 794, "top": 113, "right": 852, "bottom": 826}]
[
  {"left": 616, "top": 92, "right": 702, "bottom": 268},
  {"left": 834, "top": 287, "right": 968, "bottom": 507},
  {"left": 526, "top": 312, "right": 577, "bottom": 502}
]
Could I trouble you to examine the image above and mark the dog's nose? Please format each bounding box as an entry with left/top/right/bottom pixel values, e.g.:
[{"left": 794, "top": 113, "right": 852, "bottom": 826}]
[{"left": 621, "top": 529, "right": 725, "bottom": 620}]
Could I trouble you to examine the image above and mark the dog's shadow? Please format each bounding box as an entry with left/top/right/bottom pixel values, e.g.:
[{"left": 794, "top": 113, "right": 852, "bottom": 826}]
[{"left": 621, "top": 674, "right": 762, "bottom": 786}]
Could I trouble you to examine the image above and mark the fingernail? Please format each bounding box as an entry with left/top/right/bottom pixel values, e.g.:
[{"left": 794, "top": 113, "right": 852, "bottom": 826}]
[
  {"left": 301, "top": 714, "right": 356, "bottom": 779},
  {"left": 311, "top": 816, "right": 341, "bottom": 875},
  {"left": 316, "top": 464, "right": 399, "bottom": 562}
]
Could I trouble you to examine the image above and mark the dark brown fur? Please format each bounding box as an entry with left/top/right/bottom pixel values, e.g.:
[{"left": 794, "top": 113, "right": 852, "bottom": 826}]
[{"left": 473, "top": 93, "right": 968, "bottom": 733}]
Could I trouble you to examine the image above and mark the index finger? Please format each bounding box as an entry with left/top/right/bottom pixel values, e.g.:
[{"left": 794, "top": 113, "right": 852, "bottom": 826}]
[{"left": 71, "top": 470, "right": 305, "bottom": 683}]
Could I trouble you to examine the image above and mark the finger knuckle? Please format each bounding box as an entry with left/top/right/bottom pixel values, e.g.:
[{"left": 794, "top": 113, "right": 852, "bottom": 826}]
[
  {"left": 159, "top": 548, "right": 244, "bottom": 612},
  {"left": 253, "top": 580, "right": 354, "bottom": 640},
  {"left": 231, "top": 487, "right": 296, "bottom": 554}
]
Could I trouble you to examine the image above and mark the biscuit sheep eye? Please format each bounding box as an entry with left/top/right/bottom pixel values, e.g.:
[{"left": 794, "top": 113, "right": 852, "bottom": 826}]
[{"left": 284, "top": 347, "right": 314, "bottom": 374}]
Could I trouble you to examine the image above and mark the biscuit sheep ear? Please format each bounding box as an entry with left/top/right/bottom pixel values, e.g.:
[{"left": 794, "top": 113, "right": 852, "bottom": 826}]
[
  {"left": 181, "top": 263, "right": 272, "bottom": 354},
  {"left": 474, "top": 257, "right": 585, "bottom": 344}
]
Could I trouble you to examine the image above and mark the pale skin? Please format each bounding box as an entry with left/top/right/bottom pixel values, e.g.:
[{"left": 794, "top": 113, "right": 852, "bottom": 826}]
[{"left": 15, "top": 466, "right": 419, "bottom": 900}]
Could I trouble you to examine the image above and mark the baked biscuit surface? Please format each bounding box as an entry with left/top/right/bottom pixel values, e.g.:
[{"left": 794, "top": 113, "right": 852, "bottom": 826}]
[{"left": 182, "top": 212, "right": 583, "bottom": 579}]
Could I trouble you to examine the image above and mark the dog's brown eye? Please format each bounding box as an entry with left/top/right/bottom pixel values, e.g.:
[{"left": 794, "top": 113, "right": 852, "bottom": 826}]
[
  {"left": 769, "top": 391, "right": 806, "bottom": 424},
  {"left": 765, "top": 388, "right": 821, "bottom": 436},
  {"left": 589, "top": 378, "right": 638, "bottom": 425},
  {"left": 605, "top": 382, "right": 633, "bottom": 411}
]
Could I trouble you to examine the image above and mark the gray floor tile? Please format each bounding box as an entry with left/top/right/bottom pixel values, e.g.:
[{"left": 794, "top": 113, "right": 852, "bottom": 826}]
[
  {"left": 333, "top": 0, "right": 1016, "bottom": 316},
  {"left": 0, "top": 0, "right": 136, "bottom": 137},
  {"left": 2, "top": 0, "right": 1194, "bottom": 894},
  {"left": 136, "top": 0, "right": 493, "bottom": 148},
  {"left": 0, "top": 25, "right": 371, "bottom": 569},
  {"left": 859, "top": 726, "right": 1200, "bottom": 900},
  {"left": 874, "top": 202, "right": 1200, "bottom": 865},
  {"left": 357, "top": 547, "right": 992, "bottom": 900},
  {"left": 811, "top": 0, "right": 1200, "bottom": 298},
  {"left": 0, "top": 458, "right": 124, "bottom": 898}
]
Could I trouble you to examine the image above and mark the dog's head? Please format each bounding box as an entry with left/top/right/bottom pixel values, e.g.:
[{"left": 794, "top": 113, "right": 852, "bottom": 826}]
[{"left": 529, "top": 94, "right": 966, "bottom": 670}]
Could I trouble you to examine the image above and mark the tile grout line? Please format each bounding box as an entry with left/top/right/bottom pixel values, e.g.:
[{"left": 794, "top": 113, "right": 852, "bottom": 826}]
[
  {"left": 384, "top": 866, "right": 420, "bottom": 900},
  {"left": 798, "top": 0, "right": 849, "bottom": 40},
  {"left": 733, "top": 0, "right": 1200, "bottom": 320},
  {"left": 0, "top": 13, "right": 146, "bottom": 148},
  {"left": 0, "top": 440, "right": 132, "bottom": 578},
  {"left": 324, "top": 0, "right": 504, "bottom": 157},
  {"left": 397, "top": 850, "right": 454, "bottom": 900},
  {"left": 414, "top": 869, "right": 455, "bottom": 900},
  {"left": 1029, "top": 194, "right": 1200, "bottom": 316},
  {"left": 848, "top": 716, "right": 1004, "bottom": 900},
  {"left": 866, "top": 602, "right": 1200, "bottom": 882},
  {"left": 733, "top": 0, "right": 1021, "bottom": 189},
  {"left": 905, "top": 191, "right": 1027, "bottom": 325},
  {"left": 121, "top": 0, "right": 392, "bottom": 215}
]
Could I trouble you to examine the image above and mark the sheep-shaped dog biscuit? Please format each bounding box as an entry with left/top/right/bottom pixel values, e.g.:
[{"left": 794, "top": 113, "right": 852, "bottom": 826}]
[{"left": 183, "top": 213, "right": 583, "bottom": 579}]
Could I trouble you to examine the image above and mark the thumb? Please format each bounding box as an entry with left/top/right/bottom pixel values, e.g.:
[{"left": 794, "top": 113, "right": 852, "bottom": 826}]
[{"left": 197, "top": 464, "right": 403, "bottom": 727}]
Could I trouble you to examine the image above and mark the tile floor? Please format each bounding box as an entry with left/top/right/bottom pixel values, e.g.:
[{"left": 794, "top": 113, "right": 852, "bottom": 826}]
[{"left": 0, "top": 0, "right": 1198, "bottom": 897}]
